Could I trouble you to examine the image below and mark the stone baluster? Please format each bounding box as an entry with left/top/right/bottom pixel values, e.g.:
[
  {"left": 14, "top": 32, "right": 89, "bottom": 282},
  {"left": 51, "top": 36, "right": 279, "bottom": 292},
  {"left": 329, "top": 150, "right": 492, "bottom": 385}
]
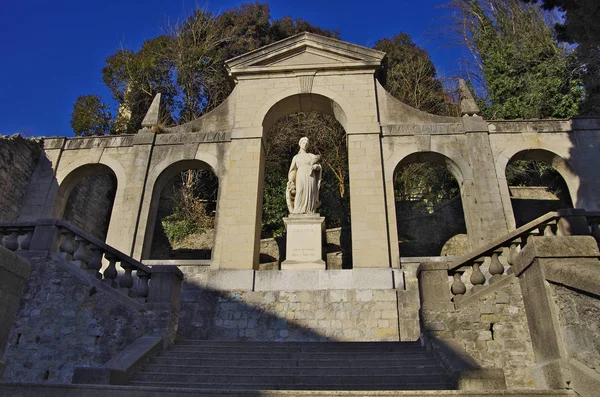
[
  {"left": 119, "top": 262, "right": 135, "bottom": 296},
  {"left": 58, "top": 229, "right": 75, "bottom": 259},
  {"left": 470, "top": 258, "right": 486, "bottom": 292},
  {"left": 541, "top": 223, "right": 555, "bottom": 236},
  {"left": 450, "top": 272, "right": 466, "bottom": 298},
  {"left": 73, "top": 235, "right": 90, "bottom": 269},
  {"left": 136, "top": 271, "right": 150, "bottom": 299},
  {"left": 590, "top": 219, "right": 600, "bottom": 246},
  {"left": 103, "top": 253, "right": 119, "bottom": 288},
  {"left": 20, "top": 230, "right": 33, "bottom": 251},
  {"left": 87, "top": 245, "right": 103, "bottom": 279},
  {"left": 5, "top": 231, "right": 19, "bottom": 251},
  {"left": 489, "top": 252, "right": 504, "bottom": 283},
  {"left": 507, "top": 241, "right": 520, "bottom": 267}
]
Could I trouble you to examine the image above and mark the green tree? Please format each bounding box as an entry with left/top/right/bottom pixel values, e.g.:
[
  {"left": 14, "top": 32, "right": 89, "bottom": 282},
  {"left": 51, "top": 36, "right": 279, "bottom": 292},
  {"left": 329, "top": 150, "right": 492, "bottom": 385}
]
[
  {"left": 521, "top": 0, "right": 600, "bottom": 114},
  {"left": 375, "top": 33, "right": 458, "bottom": 116},
  {"left": 449, "top": 0, "right": 584, "bottom": 119},
  {"left": 394, "top": 162, "right": 460, "bottom": 214},
  {"left": 102, "top": 36, "right": 176, "bottom": 133},
  {"left": 70, "top": 95, "right": 112, "bottom": 136},
  {"left": 72, "top": 2, "right": 340, "bottom": 135}
]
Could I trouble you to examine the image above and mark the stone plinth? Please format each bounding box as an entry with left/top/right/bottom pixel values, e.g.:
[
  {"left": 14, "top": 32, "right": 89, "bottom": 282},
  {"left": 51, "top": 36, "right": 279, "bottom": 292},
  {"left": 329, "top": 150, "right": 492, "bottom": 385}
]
[{"left": 282, "top": 214, "right": 325, "bottom": 270}]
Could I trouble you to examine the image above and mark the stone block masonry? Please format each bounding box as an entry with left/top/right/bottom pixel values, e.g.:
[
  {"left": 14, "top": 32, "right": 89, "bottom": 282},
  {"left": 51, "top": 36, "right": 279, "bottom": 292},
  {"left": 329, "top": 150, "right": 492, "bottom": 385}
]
[
  {"left": 0, "top": 135, "right": 42, "bottom": 221},
  {"left": 421, "top": 276, "right": 536, "bottom": 389},
  {"left": 2, "top": 255, "right": 172, "bottom": 384},
  {"left": 551, "top": 283, "right": 600, "bottom": 377},
  {"left": 178, "top": 286, "right": 400, "bottom": 342},
  {"left": 62, "top": 173, "right": 116, "bottom": 241}
]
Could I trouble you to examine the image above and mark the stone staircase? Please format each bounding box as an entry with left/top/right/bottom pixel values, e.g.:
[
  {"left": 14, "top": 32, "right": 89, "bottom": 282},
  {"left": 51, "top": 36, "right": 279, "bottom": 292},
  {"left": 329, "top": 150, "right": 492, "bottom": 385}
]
[{"left": 129, "top": 340, "right": 454, "bottom": 391}]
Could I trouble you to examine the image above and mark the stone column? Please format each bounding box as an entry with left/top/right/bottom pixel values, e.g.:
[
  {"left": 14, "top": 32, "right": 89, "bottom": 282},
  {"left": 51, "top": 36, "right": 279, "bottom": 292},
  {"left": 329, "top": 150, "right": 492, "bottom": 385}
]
[
  {"left": 121, "top": 132, "right": 156, "bottom": 258},
  {"left": 347, "top": 133, "right": 391, "bottom": 268},
  {"left": 461, "top": 116, "right": 510, "bottom": 249},
  {"left": 216, "top": 137, "right": 265, "bottom": 269}
]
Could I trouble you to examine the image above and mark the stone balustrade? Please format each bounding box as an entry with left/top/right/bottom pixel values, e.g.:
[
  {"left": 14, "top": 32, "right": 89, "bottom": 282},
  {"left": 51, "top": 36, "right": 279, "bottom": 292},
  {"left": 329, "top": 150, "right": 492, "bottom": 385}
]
[
  {"left": 0, "top": 222, "right": 36, "bottom": 252},
  {"left": 0, "top": 219, "right": 153, "bottom": 301},
  {"left": 446, "top": 209, "right": 600, "bottom": 301}
]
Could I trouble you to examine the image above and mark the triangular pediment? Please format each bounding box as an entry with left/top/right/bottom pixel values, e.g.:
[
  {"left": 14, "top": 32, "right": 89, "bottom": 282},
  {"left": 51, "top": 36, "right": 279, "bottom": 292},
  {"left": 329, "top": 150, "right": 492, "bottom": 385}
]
[{"left": 225, "top": 32, "right": 385, "bottom": 76}]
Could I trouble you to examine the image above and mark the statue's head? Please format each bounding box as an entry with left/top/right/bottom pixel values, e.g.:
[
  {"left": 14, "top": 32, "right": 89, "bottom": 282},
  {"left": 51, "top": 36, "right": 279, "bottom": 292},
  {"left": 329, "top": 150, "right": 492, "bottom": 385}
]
[{"left": 299, "top": 137, "right": 309, "bottom": 150}]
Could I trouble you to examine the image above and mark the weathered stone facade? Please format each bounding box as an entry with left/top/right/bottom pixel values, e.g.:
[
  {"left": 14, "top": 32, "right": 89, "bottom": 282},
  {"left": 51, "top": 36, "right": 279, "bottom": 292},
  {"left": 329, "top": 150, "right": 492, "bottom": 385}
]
[
  {"left": 178, "top": 288, "right": 400, "bottom": 342},
  {"left": 2, "top": 254, "right": 173, "bottom": 384},
  {"left": 9, "top": 33, "right": 600, "bottom": 272},
  {"left": 62, "top": 173, "right": 116, "bottom": 241},
  {"left": 422, "top": 277, "right": 536, "bottom": 388},
  {"left": 1, "top": 32, "right": 600, "bottom": 396},
  {"left": 396, "top": 196, "right": 467, "bottom": 257},
  {"left": 551, "top": 283, "right": 600, "bottom": 376},
  {"left": 0, "top": 135, "right": 42, "bottom": 221}
]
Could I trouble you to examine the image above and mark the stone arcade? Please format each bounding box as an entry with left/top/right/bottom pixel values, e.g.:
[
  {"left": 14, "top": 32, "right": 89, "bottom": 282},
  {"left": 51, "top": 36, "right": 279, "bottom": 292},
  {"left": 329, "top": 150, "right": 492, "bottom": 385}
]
[{"left": 0, "top": 32, "right": 600, "bottom": 396}]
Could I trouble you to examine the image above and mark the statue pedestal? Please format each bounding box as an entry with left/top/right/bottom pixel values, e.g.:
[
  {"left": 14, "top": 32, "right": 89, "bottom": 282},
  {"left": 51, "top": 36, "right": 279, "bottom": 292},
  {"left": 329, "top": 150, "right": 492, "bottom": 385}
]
[{"left": 281, "top": 214, "right": 326, "bottom": 270}]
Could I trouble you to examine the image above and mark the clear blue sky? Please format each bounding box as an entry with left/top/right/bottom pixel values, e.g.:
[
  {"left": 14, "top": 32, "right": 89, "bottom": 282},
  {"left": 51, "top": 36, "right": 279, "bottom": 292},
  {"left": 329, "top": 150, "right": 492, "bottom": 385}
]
[{"left": 1, "top": 0, "right": 461, "bottom": 138}]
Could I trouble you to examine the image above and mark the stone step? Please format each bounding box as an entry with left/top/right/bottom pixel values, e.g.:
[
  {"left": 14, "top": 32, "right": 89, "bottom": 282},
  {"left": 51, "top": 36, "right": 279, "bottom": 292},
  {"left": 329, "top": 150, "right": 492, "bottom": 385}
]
[
  {"left": 150, "top": 356, "right": 440, "bottom": 367},
  {"left": 175, "top": 341, "right": 423, "bottom": 348},
  {"left": 0, "top": 383, "right": 578, "bottom": 397},
  {"left": 130, "top": 373, "right": 452, "bottom": 386},
  {"left": 140, "top": 363, "right": 443, "bottom": 376},
  {"left": 130, "top": 340, "right": 453, "bottom": 392},
  {"left": 157, "top": 351, "right": 430, "bottom": 360},
  {"left": 128, "top": 381, "right": 454, "bottom": 390},
  {"left": 167, "top": 344, "right": 426, "bottom": 353}
]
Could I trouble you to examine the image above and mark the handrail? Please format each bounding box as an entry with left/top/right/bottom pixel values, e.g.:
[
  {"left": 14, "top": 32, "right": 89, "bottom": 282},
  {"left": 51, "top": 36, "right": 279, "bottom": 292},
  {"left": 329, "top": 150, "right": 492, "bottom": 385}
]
[
  {"left": 448, "top": 211, "right": 559, "bottom": 272},
  {"left": 56, "top": 220, "right": 152, "bottom": 274},
  {"left": 0, "top": 219, "right": 152, "bottom": 300},
  {"left": 445, "top": 209, "right": 600, "bottom": 300}
]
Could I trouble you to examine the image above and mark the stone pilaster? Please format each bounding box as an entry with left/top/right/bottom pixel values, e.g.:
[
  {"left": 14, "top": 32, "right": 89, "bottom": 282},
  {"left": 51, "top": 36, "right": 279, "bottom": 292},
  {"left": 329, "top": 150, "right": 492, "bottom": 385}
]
[
  {"left": 347, "top": 133, "right": 390, "bottom": 268},
  {"left": 216, "top": 137, "right": 264, "bottom": 269}
]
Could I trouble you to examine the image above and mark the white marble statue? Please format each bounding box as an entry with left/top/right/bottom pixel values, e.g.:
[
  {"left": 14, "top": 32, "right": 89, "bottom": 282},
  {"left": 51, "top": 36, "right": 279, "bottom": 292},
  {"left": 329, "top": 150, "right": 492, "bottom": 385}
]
[{"left": 286, "top": 137, "right": 322, "bottom": 214}]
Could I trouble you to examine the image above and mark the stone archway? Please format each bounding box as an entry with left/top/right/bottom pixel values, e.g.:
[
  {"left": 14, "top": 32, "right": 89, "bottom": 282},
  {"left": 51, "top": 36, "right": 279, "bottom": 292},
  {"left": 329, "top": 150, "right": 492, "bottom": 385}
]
[
  {"left": 392, "top": 151, "right": 470, "bottom": 257},
  {"left": 505, "top": 149, "right": 576, "bottom": 227},
  {"left": 52, "top": 163, "right": 118, "bottom": 242},
  {"left": 212, "top": 32, "right": 391, "bottom": 269},
  {"left": 141, "top": 159, "right": 219, "bottom": 261}
]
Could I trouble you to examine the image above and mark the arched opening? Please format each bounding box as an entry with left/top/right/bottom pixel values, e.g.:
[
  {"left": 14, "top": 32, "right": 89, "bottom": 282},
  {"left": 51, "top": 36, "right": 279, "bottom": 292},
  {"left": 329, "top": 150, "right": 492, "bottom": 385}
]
[
  {"left": 506, "top": 149, "right": 574, "bottom": 227},
  {"left": 393, "top": 152, "right": 468, "bottom": 257},
  {"left": 54, "top": 164, "right": 117, "bottom": 242},
  {"left": 260, "top": 93, "right": 351, "bottom": 269},
  {"left": 143, "top": 160, "right": 218, "bottom": 260}
]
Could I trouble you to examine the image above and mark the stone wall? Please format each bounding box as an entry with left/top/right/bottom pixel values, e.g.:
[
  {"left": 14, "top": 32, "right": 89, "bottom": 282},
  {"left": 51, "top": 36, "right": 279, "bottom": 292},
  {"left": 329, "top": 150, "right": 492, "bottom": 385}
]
[
  {"left": 0, "top": 135, "right": 42, "bottom": 221},
  {"left": 509, "top": 186, "right": 568, "bottom": 227},
  {"left": 551, "top": 283, "right": 600, "bottom": 376},
  {"left": 62, "top": 174, "right": 116, "bottom": 241},
  {"left": 421, "top": 277, "right": 536, "bottom": 388},
  {"left": 1, "top": 255, "right": 171, "bottom": 384},
  {"left": 0, "top": 247, "right": 31, "bottom": 378},
  {"left": 396, "top": 197, "right": 467, "bottom": 257},
  {"left": 178, "top": 277, "right": 400, "bottom": 342}
]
